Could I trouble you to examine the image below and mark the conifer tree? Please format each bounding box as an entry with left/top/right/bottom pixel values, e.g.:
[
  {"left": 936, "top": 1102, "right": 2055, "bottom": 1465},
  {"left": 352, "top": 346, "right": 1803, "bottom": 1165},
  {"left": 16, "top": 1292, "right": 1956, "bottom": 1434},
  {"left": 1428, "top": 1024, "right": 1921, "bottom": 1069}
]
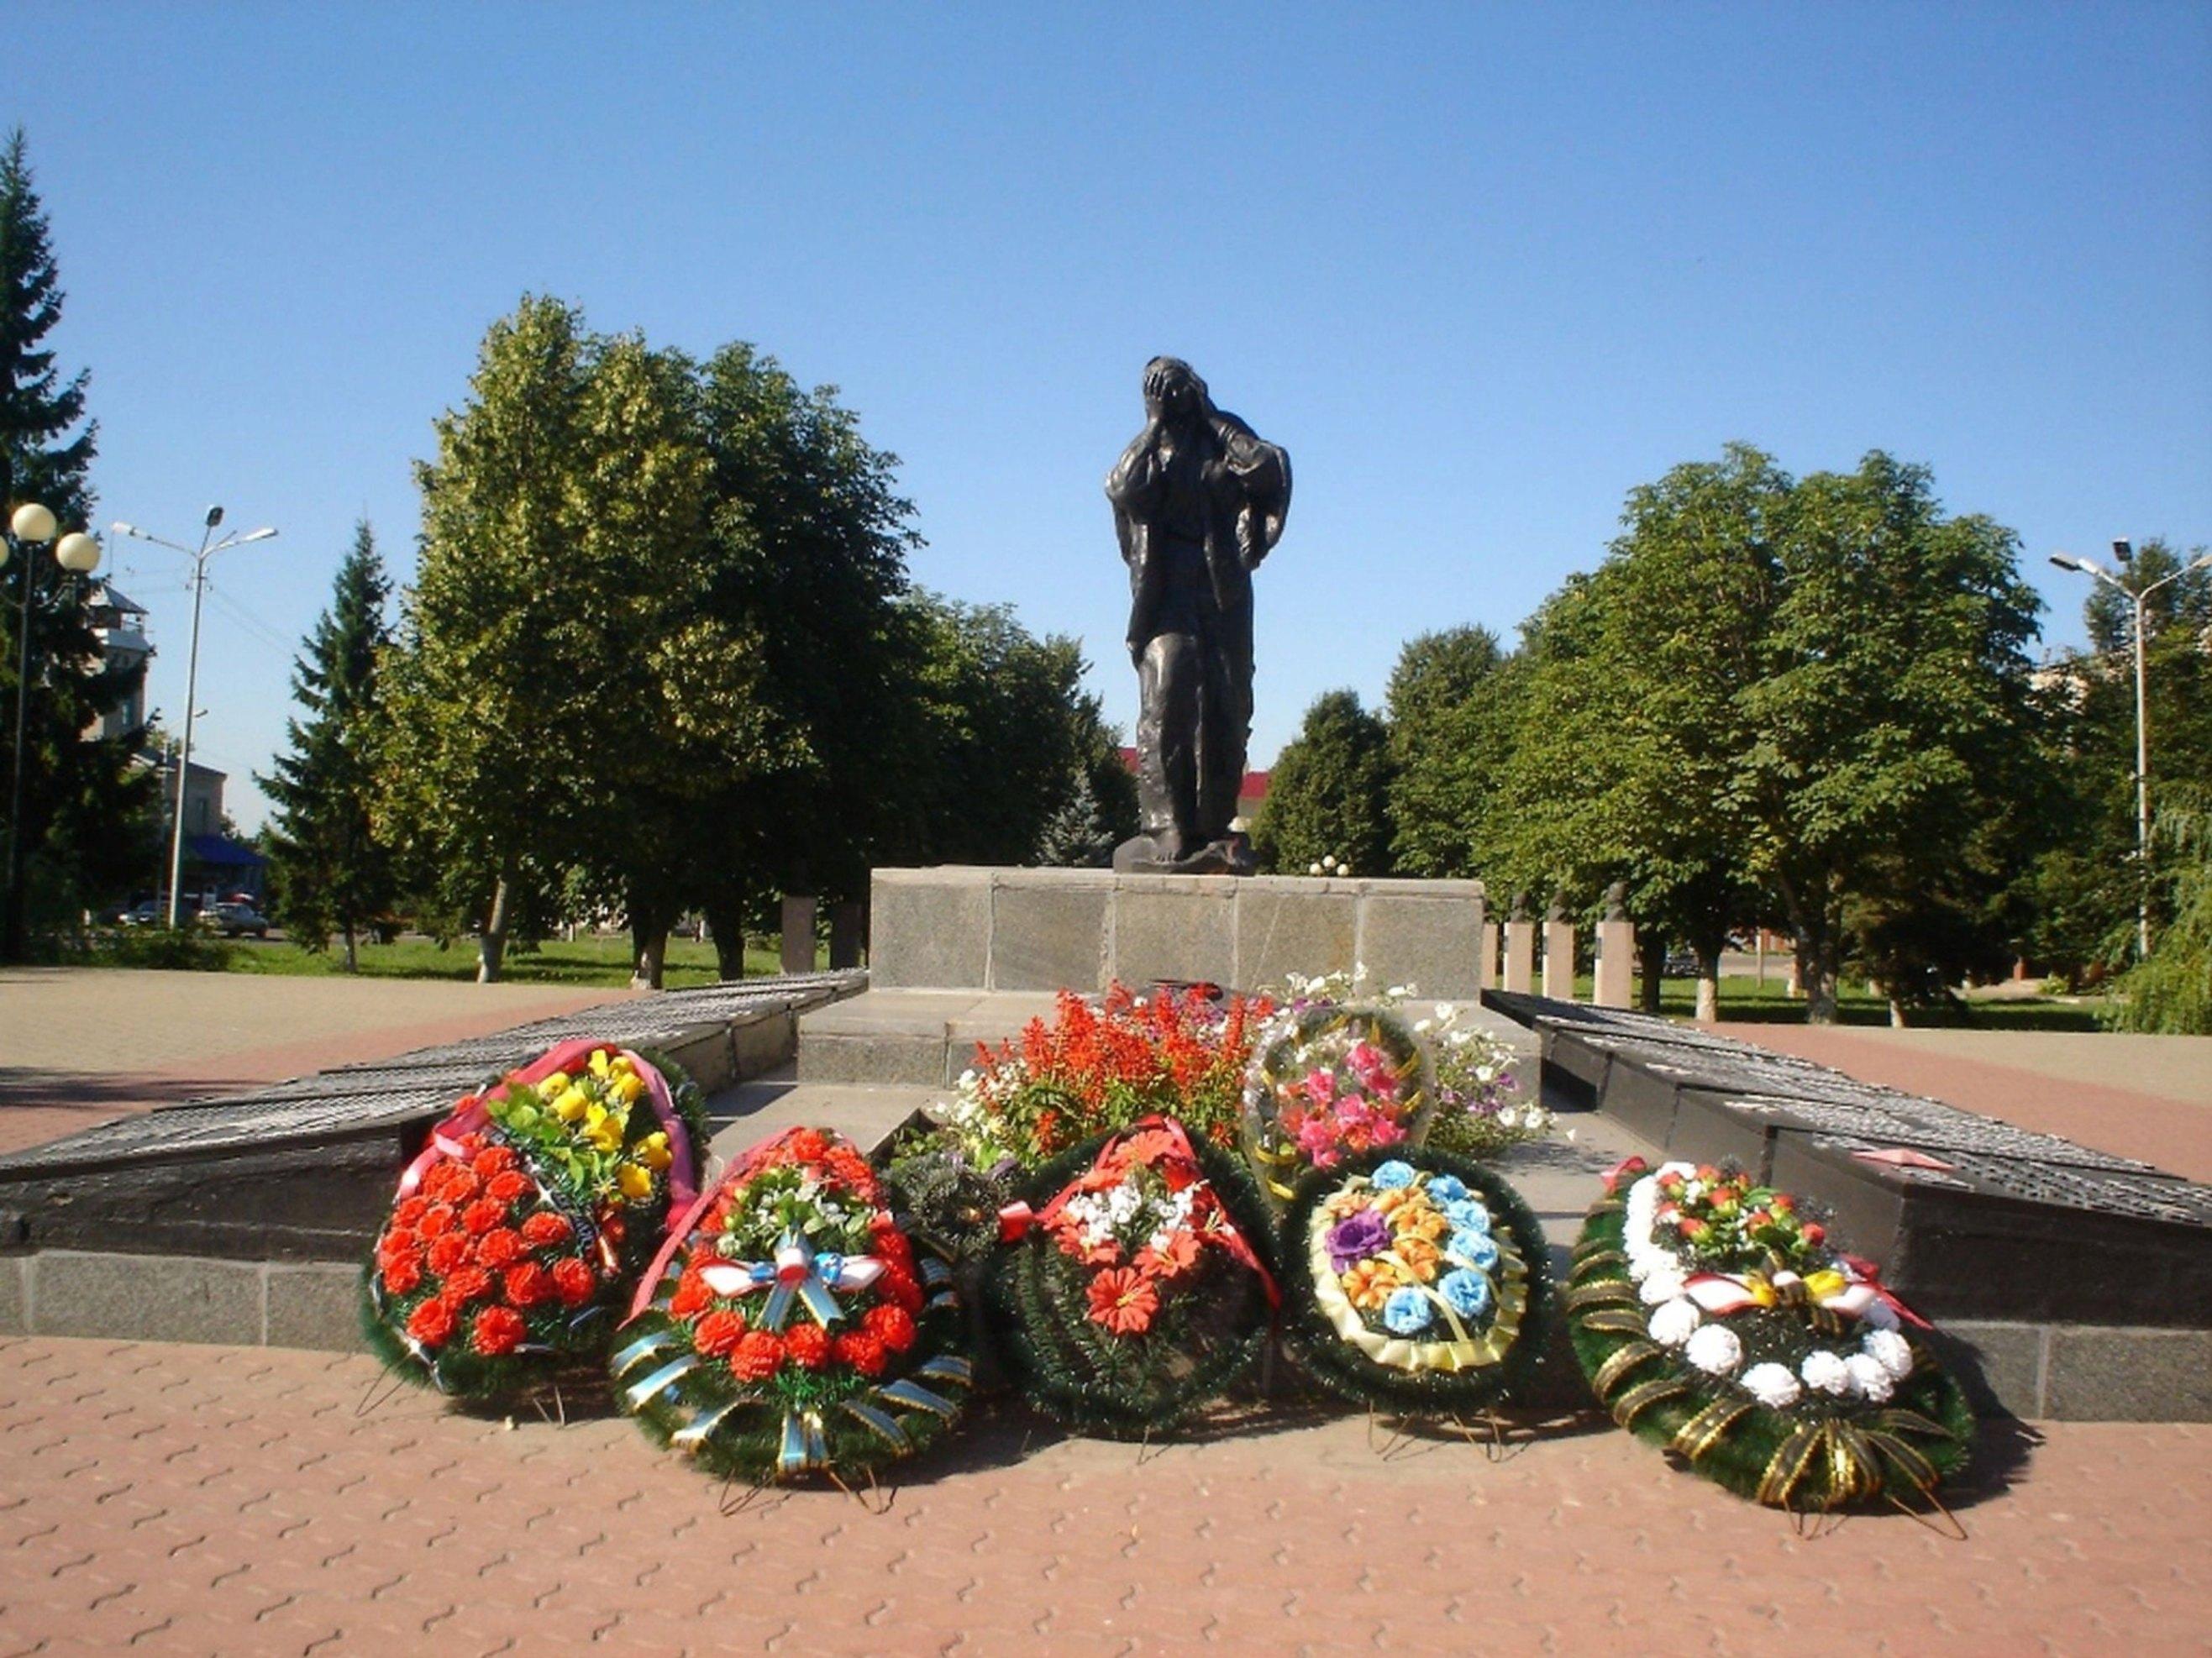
[
  {"left": 259, "top": 521, "right": 395, "bottom": 970},
  {"left": 0, "top": 128, "right": 152, "bottom": 958}
]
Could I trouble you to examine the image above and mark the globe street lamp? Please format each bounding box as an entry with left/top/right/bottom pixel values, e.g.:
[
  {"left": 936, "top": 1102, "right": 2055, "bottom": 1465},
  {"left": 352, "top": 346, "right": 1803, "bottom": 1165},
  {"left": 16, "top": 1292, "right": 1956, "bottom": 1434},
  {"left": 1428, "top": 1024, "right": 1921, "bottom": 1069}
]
[
  {"left": 3, "top": 501, "right": 103, "bottom": 956},
  {"left": 2049, "top": 541, "right": 2212, "bottom": 961},
  {"left": 112, "top": 509, "right": 279, "bottom": 927}
]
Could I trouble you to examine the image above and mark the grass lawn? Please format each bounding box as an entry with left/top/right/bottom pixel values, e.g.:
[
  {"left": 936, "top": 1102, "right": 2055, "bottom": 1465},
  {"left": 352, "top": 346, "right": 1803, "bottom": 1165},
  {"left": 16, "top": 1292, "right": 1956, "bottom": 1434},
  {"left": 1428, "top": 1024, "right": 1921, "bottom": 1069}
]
[
  {"left": 216, "top": 933, "right": 817, "bottom": 989},
  {"left": 1583, "top": 972, "right": 2114, "bottom": 1031}
]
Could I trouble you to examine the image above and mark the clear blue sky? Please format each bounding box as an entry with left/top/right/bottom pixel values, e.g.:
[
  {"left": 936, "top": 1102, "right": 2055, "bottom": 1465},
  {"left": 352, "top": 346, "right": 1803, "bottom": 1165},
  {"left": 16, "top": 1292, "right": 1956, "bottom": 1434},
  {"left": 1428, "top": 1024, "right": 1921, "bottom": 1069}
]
[{"left": 11, "top": 3, "right": 2209, "bottom": 833}]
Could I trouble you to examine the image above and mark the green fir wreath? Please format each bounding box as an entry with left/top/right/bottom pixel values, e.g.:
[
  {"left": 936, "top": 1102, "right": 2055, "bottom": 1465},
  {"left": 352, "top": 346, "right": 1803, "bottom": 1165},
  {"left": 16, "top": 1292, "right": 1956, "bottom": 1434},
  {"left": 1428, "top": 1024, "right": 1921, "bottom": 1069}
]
[
  {"left": 983, "top": 1117, "right": 1279, "bottom": 1438},
  {"left": 1276, "top": 1146, "right": 1553, "bottom": 1416},
  {"left": 1567, "top": 1158, "right": 1975, "bottom": 1513},
  {"left": 616, "top": 1126, "right": 975, "bottom": 1487}
]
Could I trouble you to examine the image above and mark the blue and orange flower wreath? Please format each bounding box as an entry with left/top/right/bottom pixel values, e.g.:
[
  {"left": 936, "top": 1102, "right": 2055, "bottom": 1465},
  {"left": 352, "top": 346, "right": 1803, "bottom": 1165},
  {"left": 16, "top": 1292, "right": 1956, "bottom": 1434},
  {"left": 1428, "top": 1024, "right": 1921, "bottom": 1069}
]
[{"left": 1275, "top": 1145, "right": 1553, "bottom": 1417}]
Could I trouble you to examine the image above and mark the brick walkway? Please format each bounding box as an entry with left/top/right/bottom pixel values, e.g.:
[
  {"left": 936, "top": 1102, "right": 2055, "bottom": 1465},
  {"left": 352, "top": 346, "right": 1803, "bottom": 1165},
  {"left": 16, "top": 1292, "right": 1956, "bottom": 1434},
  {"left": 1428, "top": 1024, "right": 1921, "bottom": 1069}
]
[
  {"left": 2, "top": 1337, "right": 2206, "bottom": 1656},
  {"left": 0, "top": 970, "right": 634, "bottom": 1157},
  {"left": 1715, "top": 1025, "right": 2212, "bottom": 1183}
]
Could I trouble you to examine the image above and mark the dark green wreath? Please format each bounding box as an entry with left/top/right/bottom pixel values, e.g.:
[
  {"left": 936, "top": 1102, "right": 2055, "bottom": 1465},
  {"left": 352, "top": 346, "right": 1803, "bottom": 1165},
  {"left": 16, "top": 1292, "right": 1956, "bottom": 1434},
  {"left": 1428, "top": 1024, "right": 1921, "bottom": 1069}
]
[
  {"left": 878, "top": 1130, "right": 1020, "bottom": 1269},
  {"left": 982, "top": 1122, "right": 1279, "bottom": 1439},
  {"left": 617, "top": 1250, "right": 975, "bottom": 1487},
  {"left": 1276, "top": 1146, "right": 1553, "bottom": 1417},
  {"left": 1566, "top": 1177, "right": 1976, "bottom": 1512}
]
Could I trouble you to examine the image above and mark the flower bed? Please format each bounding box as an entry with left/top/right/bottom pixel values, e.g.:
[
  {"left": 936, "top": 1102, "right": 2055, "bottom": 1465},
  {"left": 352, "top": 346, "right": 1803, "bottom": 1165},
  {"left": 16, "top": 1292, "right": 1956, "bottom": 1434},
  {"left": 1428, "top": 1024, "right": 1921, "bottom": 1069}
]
[
  {"left": 1566, "top": 1157, "right": 1975, "bottom": 1511},
  {"left": 362, "top": 1039, "right": 704, "bottom": 1402}
]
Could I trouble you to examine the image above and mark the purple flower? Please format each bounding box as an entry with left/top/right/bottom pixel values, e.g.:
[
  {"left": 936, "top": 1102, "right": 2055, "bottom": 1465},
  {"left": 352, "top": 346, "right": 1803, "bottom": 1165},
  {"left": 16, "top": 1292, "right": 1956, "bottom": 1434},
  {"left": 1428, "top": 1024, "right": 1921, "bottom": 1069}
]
[{"left": 1326, "top": 1208, "right": 1390, "bottom": 1272}]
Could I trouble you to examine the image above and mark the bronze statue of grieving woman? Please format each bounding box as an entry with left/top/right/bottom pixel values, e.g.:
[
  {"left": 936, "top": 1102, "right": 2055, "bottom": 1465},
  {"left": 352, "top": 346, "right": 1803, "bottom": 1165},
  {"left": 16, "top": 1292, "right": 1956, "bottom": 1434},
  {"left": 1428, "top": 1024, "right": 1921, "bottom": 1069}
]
[{"left": 1105, "top": 357, "right": 1291, "bottom": 874}]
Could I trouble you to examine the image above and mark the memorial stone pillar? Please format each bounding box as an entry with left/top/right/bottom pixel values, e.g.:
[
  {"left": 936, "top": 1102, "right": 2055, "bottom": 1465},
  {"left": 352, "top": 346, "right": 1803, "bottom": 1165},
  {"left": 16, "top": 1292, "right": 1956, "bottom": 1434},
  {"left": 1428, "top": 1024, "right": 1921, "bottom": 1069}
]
[
  {"left": 828, "top": 900, "right": 865, "bottom": 970},
  {"left": 1541, "top": 898, "right": 1577, "bottom": 1000},
  {"left": 780, "top": 894, "right": 817, "bottom": 975},
  {"left": 1502, "top": 892, "right": 1536, "bottom": 994},
  {"left": 1593, "top": 883, "right": 1634, "bottom": 1008}
]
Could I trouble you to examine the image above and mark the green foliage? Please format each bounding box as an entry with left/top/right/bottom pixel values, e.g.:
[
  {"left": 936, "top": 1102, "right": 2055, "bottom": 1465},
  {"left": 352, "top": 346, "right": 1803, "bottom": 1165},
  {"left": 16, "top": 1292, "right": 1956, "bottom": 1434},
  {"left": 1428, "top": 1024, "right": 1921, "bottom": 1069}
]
[
  {"left": 1253, "top": 689, "right": 1395, "bottom": 875},
  {"left": 259, "top": 522, "right": 396, "bottom": 966},
  {"left": 0, "top": 129, "right": 154, "bottom": 956},
  {"left": 1477, "top": 446, "right": 2047, "bottom": 1021},
  {"left": 2110, "top": 795, "right": 2212, "bottom": 1033},
  {"left": 1386, "top": 625, "right": 1509, "bottom": 878},
  {"left": 887, "top": 592, "right": 1109, "bottom": 868},
  {"left": 2032, "top": 538, "right": 2212, "bottom": 984}
]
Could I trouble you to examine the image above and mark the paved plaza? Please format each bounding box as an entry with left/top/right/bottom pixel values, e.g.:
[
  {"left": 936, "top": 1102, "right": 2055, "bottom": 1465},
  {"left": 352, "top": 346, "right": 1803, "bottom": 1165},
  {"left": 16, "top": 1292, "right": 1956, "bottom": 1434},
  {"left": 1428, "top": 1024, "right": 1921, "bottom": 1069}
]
[{"left": 3, "top": 973, "right": 2210, "bottom": 1652}]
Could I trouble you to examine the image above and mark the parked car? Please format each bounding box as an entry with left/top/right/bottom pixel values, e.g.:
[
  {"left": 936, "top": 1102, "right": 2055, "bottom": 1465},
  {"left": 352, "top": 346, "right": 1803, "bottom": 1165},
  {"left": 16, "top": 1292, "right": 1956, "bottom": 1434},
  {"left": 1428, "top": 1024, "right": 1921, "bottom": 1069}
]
[
  {"left": 1663, "top": 948, "right": 1700, "bottom": 977},
  {"left": 201, "top": 901, "right": 271, "bottom": 938}
]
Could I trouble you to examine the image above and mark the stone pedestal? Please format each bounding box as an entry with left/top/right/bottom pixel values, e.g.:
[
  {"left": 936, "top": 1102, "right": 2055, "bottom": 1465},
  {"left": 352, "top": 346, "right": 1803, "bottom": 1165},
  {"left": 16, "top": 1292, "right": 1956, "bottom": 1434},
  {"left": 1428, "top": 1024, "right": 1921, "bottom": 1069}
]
[
  {"left": 1502, "top": 920, "right": 1536, "bottom": 993},
  {"left": 866, "top": 867, "right": 1487, "bottom": 999},
  {"left": 1593, "top": 919, "right": 1634, "bottom": 1009},
  {"left": 780, "top": 894, "right": 817, "bottom": 974},
  {"left": 1541, "top": 919, "right": 1576, "bottom": 1000},
  {"left": 828, "top": 900, "right": 865, "bottom": 969}
]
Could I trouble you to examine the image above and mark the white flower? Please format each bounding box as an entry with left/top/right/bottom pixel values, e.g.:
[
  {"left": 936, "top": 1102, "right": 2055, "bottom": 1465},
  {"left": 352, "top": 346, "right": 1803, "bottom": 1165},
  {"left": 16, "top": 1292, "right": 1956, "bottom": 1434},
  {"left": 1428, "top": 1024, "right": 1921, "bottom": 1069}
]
[
  {"left": 1684, "top": 1325, "right": 1743, "bottom": 1377},
  {"left": 1845, "top": 1353, "right": 1895, "bottom": 1403},
  {"left": 1386, "top": 984, "right": 1411, "bottom": 1000},
  {"left": 1863, "top": 1328, "right": 1915, "bottom": 1380},
  {"left": 1739, "top": 1362, "right": 1802, "bottom": 1409},
  {"left": 1308, "top": 863, "right": 1323, "bottom": 876},
  {"left": 1638, "top": 1268, "right": 1687, "bottom": 1306},
  {"left": 1647, "top": 1298, "right": 1701, "bottom": 1347},
  {"left": 1434, "top": 1002, "right": 1453, "bottom": 1023},
  {"left": 1800, "top": 1350, "right": 1852, "bottom": 1395}
]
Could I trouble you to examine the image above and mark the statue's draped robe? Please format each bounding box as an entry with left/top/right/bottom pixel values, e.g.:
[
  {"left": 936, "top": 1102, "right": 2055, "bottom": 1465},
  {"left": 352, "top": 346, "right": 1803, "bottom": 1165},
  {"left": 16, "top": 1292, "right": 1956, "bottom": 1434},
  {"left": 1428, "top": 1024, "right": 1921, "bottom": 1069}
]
[{"left": 1107, "top": 409, "right": 1290, "bottom": 855}]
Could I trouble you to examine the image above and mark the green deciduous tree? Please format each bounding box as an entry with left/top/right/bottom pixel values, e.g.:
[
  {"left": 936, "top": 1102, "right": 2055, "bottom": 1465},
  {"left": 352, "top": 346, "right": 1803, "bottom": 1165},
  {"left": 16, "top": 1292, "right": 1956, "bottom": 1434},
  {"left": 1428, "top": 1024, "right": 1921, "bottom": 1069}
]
[
  {"left": 2110, "top": 790, "right": 2212, "bottom": 1034},
  {"left": 1386, "top": 624, "right": 1507, "bottom": 879},
  {"left": 0, "top": 129, "right": 153, "bottom": 958},
  {"left": 1253, "top": 689, "right": 1395, "bottom": 876},
  {"left": 259, "top": 522, "right": 396, "bottom": 969}
]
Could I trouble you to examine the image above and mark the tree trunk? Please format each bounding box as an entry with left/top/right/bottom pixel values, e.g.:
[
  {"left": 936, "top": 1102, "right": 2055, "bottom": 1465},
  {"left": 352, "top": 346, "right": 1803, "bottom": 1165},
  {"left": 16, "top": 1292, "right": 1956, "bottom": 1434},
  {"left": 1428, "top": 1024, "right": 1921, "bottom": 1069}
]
[
  {"left": 341, "top": 924, "right": 358, "bottom": 974},
  {"left": 1637, "top": 930, "right": 1663, "bottom": 1013},
  {"left": 703, "top": 895, "right": 748, "bottom": 981},
  {"left": 477, "top": 879, "right": 510, "bottom": 984},
  {"left": 1800, "top": 939, "right": 1839, "bottom": 1024},
  {"left": 1889, "top": 996, "right": 1909, "bottom": 1028},
  {"left": 1694, "top": 945, "right": 1721, "bottom": 1025},
  {"left": 629, "top": 895, "right": 667, "bottom": 990}
]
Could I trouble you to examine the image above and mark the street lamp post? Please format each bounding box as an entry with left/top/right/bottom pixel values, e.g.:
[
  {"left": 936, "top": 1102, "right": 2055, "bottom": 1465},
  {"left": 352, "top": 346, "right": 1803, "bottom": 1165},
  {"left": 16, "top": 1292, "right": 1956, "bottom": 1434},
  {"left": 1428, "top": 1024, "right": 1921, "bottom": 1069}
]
[
  {"left": 113, "top": 509, "right": 278, "bottom": 928},
  {"left": 3, "top": 501, "right": 102, "bottom": 956},
  {"left": 2050, "top": 542, "right": 2212, "bottom": 961}
]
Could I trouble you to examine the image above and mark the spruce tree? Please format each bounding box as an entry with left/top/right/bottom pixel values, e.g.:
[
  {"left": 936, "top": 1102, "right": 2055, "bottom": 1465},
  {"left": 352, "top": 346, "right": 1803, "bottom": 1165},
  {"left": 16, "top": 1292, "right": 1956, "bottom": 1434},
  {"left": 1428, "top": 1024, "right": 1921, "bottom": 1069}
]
[
  {"left": 0, "top": 128, "right": 152, "bottom": 958},
  {"left": 259, "top": 522, "right": 395, "bottom": 969}
]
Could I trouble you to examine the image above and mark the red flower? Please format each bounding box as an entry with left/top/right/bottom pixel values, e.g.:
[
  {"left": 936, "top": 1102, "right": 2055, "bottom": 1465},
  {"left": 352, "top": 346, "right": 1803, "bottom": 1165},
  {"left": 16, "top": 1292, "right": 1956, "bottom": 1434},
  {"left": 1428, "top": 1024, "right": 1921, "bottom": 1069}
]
[
  {"left": 457, "top": 1131, "right": 486, "bottom": 1156},
  {"left": 503, "top": 1262, "right": 554, "bottom": 1309},
  {"left": 431, "top": 1164, "right": 481, "bottom": 1206},
  {"left": 472, "top": 1145, "right": 518, "bottom": 1180},
  {"left": 521, "top": 1210, "right": 571, "bottom": 1247},
  {"left": 461, "top": 1198, "right": 506, "bottom": 1236},
  {"left": 376, "top": 1227, "right": 415, "bottom": 1267},
  {"left": 486, "top": 1169, "right": 531, "bottom": 1204},
  {"left": 444, "top": 1265, "right": 494, "bottom": 1304},
  {"left": 693, "top": 1309, "right": 747, "bottom": 1358},
  {"left": 832, "top": 1330, "right": 888, "bottom": 1377},
  {"left": 395, "top": 1196, "right": 430, "bottom": 1228},
  {"left": 472, "top": 1305, "right": 526, "bottom": 1356},
  {"left": 475, "top": 1228, "right": 526, "bottom": 1269},
  {"left": 864, "top": 1304, "right": 918, "bottom": 1353},
  {"left": 406, "top": 1295, "right": 459, "bottom": 1347},
  {"left": 878, "top": 1267, "right": 923, "bottom": 1314},
  {"left": 417, "top": 1204, "right": 457, "bottom": 1240},
  {"left": 869, "top": 1222, "right": 912, "bottom": 1272},
  {"left": 427, "top": 1233, "right": 471, "bottom": 1275},
  {"left": 783, "top": 1323, "right": 831, "bottom": 1369},
  {"left": 668, "top": 1272, "right": 713, "bottom": 1320},
  {"left": 727, "top": 1330, "right": 784, "bottom": 1381},
  {"left": 788, "top": 1129, "right": 831, "bottom": 1165},
  {"left": 1134, "top": 1231, "right": 1200, "bottom": 1278},
  {"left": 552, "top": 1257, "right": 596, "bottom": 1307},
  {"left": 381, "top": 1255, "right": 424, "bottom": 1296},
  {"left": 1085, "top": 1267, "right": 1159, "bottom": 1336}
]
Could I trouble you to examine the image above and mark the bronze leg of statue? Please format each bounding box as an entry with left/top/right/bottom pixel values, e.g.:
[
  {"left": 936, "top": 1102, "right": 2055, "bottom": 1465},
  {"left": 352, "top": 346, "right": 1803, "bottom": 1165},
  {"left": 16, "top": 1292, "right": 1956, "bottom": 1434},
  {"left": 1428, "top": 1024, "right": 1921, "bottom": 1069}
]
[{"left": 1135, "top": 629, "right": 1201, "bottom": 861}]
